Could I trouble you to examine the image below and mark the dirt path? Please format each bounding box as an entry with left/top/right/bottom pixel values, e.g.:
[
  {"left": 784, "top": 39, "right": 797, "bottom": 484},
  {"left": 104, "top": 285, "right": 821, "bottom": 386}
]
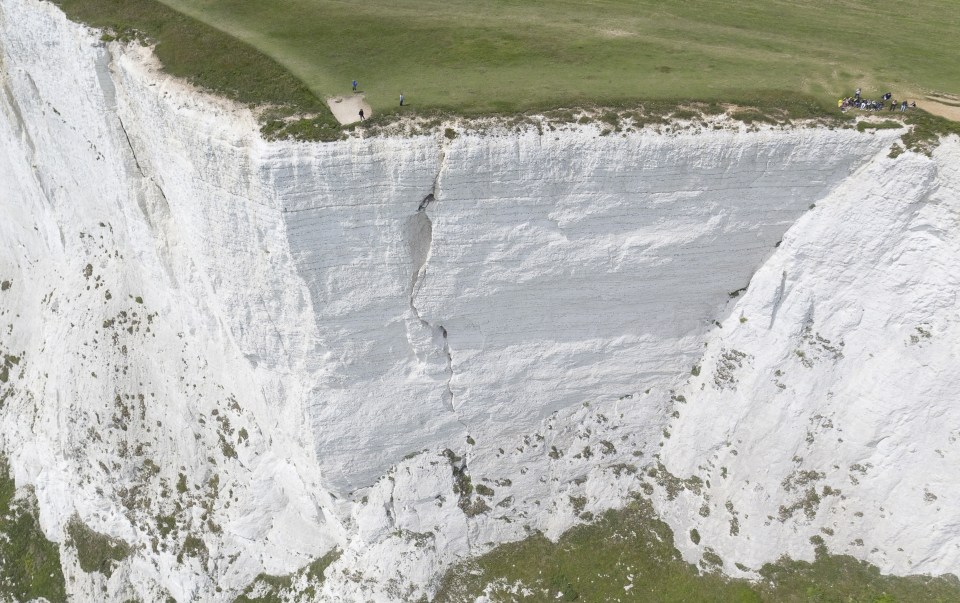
[
  {"left": 919, "top": 97, "right": 960, "bottom": 122},
  {"left": 327, "top": 94, "right": 373, "bottom": 125}
]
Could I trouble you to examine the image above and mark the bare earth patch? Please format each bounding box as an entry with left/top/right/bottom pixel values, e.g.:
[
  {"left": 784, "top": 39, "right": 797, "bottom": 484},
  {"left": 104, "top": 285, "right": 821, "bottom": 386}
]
[
  {"left": 920, "top": 97, "right": 960, "bottom": 122},
  {"left": 327, "top": 94, "right": 373, "bottom": 125}
]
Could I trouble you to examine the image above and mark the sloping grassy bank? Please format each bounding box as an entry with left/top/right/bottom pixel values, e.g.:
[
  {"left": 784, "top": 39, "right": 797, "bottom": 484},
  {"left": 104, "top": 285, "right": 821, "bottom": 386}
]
[{"left": 53, "top": 0, "right": 343, "bottom": 140}]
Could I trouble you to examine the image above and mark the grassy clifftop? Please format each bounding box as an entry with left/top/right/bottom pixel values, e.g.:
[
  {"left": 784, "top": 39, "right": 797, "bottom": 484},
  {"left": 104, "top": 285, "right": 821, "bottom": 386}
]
[
  {"left": 58, "top": 0, "right": 960, "bottom": 118},
  {"left": 51, "top": 0, "right": 960, "bottom": 141}
]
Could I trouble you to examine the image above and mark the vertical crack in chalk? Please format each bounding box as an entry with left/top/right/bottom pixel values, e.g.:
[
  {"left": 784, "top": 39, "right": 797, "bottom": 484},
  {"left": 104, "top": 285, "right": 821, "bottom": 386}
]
[
  {"left": 404, "top": 137, "right": 464, "bottom": 428},
  {"left": 117, "top": 116, "right": 146, "bottom": 177},
  {"left": 769, "top": 270, "right": 788, "bottom": 329},
  {"left": 408, "top": 192, "right": 458, "bottom": 417}
]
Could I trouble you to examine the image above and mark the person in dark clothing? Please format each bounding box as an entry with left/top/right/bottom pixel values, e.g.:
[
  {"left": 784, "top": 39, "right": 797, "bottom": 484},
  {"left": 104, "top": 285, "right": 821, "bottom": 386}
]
[
  {"left": 358, "top": 109, "right": 365, "bottom": 120},
  {"left": 352, "top": 80, "right": 358, "bottom": 92}
]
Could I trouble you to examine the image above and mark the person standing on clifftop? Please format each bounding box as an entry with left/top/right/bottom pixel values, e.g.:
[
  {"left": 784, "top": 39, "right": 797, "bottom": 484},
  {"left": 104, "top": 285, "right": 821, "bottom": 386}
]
[
  {"left": 352, "top": 79, "right": 358, "bottom": 92},
  {"left": 400, "top": 92, "right": 405, "bottom": 107},
  {"left": 358, "top": 109, "right": 365, "bottom": 121}
]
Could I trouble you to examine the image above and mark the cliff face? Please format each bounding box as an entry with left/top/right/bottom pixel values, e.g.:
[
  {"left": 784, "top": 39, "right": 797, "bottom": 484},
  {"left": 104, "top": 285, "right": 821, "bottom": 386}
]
[
  {"left": 658, "top": 138, "right": 960, "bottom": 575},
  {"left": 1, "top": 0, "right": 957, "bottom": 600}
]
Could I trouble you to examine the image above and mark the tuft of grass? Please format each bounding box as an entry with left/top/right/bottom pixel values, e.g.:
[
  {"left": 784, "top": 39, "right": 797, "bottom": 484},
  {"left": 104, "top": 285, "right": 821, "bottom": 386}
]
[
  {"left": 475, "top": 484, "right": 495, "bottom": 498},
  {"left": 433, "top": 496, "right": 960, "bottom": 602},
  {"left": 758, "top": 539, "right": 960, "bottom": 603},
  {"left": 0, "top": 455, "right": 67, "bottom": 602},
  {"left": 900, "top": 111, "right": 960, "bottom": 155},
  {"left": 857, "top": 120, "right": 903, "bottom": 132},
  {"left": 730, "top": 109, "right": 776, "bottom": 125},
  {"left": 235, "top": 549, "right": 341, "bottom": 603},
  {"left": 65, "top": 516, "right": 131, "bottom": 577}
]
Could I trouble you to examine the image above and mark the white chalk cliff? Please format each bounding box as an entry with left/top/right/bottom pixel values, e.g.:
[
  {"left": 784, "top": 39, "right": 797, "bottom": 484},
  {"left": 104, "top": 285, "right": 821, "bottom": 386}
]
[{"left": 1, "top": 0, "right": 958, "bottom": 600}]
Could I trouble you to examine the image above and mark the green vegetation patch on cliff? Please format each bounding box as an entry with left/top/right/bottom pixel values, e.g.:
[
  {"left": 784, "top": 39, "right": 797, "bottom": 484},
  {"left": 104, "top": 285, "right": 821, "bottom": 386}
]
[
  {"left": 0, "top": 454, "right": 67, "bottom": 602},
  {"left": 434, "top": 496, "right": 960, "bottom": 602},
  {"left": 235, "top": 549, "right": 341, "bottom": 603},
  {"left": 900, "top": 110, "right": 960, "bottom": 155},
  {"left": 65, "top": 515, "right": 131, "bottom": 577}
]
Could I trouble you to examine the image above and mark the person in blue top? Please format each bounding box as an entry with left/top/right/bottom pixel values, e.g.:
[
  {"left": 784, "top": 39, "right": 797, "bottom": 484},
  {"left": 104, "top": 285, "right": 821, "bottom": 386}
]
[{"left": 352, "top": 80, "right": 358, "bottom": 92}]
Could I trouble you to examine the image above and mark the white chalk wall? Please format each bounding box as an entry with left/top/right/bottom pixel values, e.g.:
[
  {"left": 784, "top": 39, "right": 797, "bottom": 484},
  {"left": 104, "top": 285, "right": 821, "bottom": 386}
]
[{"left": 3, "top": 0, "right": 956, "bottom": 600}]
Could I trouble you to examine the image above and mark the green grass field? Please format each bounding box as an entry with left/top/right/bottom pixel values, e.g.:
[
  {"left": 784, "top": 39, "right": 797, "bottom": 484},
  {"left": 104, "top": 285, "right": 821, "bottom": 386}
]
[{"left": 57, "top": 0, "right": 960, "bottom": 123}]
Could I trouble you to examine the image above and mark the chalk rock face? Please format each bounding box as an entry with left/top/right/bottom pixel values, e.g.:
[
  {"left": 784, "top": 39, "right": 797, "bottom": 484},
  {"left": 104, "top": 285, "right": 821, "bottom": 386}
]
[
  {"left": 1, "top": 0, "right": 957, "bottom": 600},
  {"left": 658, "top": 137, "right": 960, "bottom": 577}
]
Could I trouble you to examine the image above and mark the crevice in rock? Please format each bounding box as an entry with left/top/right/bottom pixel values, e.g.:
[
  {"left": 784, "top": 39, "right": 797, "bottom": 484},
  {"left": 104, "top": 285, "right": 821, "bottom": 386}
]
[
  {"left": 116, "top": 113, "right": 170, "bottom": 212},
  {"left": 407, "top": 183, "right": 465, "bottom": 439},
  {"left": 116, "top": 113, "right": 181, "bottom": 288},
  {"left": 384, "top": 476, "right": 397, "bottom": 530},
  {"left": 408, "top": 193, "right": 457, "bottom": 413},
  {"left": 1, "top": 80, "right": 33, "bottom": 155},
  {"left": 444, "top": 449, "right": 476, "bottom": 552},
  {"left": 417, "top": 193, "right": 434, "bottom": 212},
  {"left": 769, "top": 270, "right": 788, "bottom": 329},
  {"left": 437, "top": 325, "right": 455, "bottom": 411},
  {"left": 116, "top": 114, "right": 173, "bottom": 224},
  {"left": 116, "top": 115, "right": 145, "bottom": 177}
]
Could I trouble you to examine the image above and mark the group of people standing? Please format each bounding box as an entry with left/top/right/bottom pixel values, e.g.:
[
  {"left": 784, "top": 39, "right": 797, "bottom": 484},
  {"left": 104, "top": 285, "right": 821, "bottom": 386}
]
[
  {"left": 352, "top": 79, "right": 405, "bottom": 122},
  {"left": 839, "top": 88, "right": 915, "bottom": 113}
]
